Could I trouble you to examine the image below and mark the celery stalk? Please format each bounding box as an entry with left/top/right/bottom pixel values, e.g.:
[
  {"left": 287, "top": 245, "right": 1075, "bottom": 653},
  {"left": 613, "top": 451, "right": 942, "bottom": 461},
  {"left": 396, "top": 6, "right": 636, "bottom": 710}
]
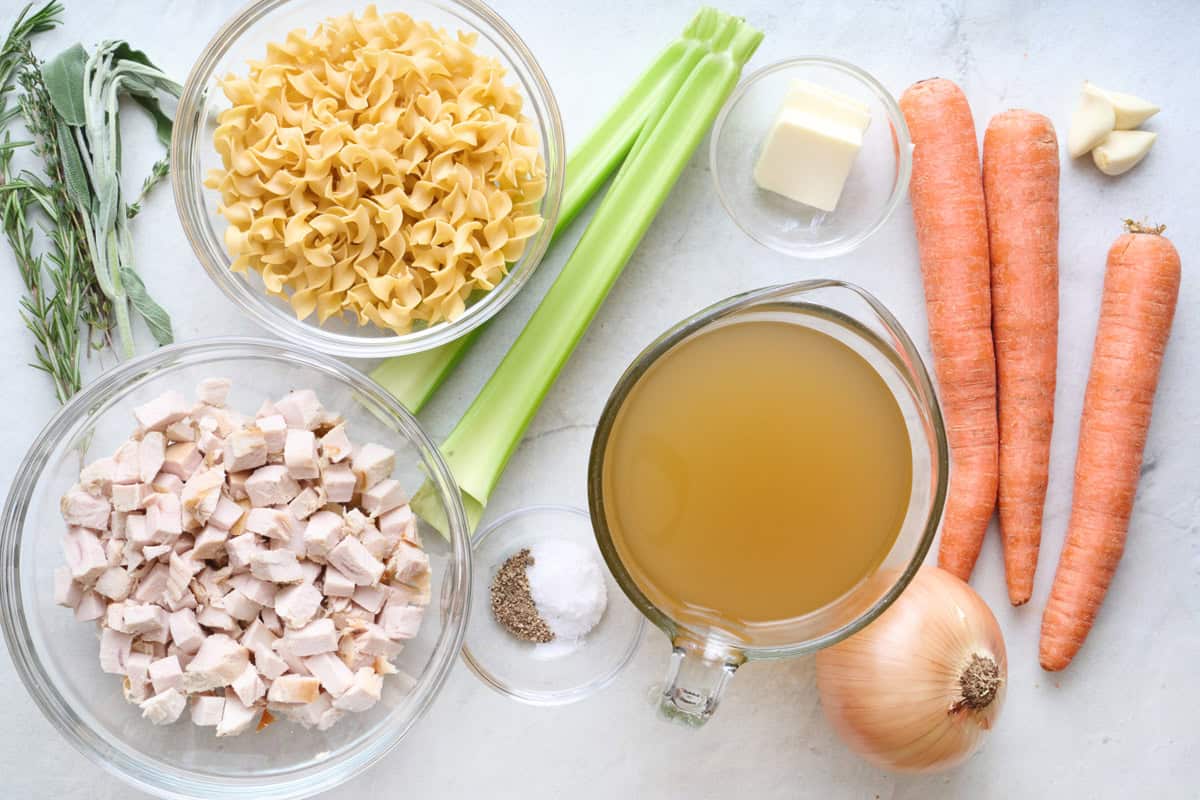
[
  {"left": 414, "top": 16, "right": 764, "bottom": 534},
  {"left": 370, "top": 7, "right": 728, "bottom": 412}
]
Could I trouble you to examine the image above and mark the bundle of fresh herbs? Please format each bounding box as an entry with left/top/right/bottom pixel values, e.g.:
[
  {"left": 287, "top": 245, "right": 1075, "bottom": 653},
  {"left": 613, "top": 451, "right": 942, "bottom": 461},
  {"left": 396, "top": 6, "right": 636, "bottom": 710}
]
[{"left": 0, "top": 1, "right": 180, "bottom": 402}]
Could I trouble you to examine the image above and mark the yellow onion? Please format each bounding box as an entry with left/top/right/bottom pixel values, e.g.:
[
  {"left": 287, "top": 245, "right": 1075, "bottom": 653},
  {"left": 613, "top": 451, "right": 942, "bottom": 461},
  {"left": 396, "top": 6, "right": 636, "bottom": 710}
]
[{"left": 815, "top": 566, "right": 1006, "bottom": 773}]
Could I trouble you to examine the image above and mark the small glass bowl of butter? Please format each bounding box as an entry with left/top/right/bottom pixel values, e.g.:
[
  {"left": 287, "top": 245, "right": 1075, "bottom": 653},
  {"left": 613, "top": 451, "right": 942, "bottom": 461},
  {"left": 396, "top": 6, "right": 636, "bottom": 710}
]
[{"left": 710, "top": 57, "right": 912, "bottom": 259}]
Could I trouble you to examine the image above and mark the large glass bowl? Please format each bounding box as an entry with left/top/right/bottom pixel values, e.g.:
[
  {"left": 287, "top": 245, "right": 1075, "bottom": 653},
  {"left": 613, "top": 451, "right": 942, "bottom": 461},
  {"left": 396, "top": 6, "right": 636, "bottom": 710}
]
[
  {"left": 171, "top": 0, "right": 566, "bottom": 358},
  {"left": 0, "top": 338, "right": 471, "bottom": 799}
]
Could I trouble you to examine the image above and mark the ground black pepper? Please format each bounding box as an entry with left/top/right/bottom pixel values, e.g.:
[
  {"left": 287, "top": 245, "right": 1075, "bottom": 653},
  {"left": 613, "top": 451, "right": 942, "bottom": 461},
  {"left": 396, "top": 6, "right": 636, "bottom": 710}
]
[{"left": 490, "top": 548, "right": 554, "bottom": 643}]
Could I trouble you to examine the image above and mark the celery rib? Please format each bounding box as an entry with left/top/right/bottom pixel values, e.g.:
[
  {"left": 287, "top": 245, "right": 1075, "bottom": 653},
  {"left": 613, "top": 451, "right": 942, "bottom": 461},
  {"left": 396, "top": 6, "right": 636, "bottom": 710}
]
[
  {"left": 414, "top": 15, "right": 764, "bottom": 535},
  {"left": 370, "top": 7, "right": 728, "bottom": 413}
]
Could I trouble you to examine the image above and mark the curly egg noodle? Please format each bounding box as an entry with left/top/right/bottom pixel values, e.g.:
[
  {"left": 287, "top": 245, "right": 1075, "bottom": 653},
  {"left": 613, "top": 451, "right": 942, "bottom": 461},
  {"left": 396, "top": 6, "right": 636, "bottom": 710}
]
[{"left": 205, "top": 5, "right": 547, "bottom": 334}]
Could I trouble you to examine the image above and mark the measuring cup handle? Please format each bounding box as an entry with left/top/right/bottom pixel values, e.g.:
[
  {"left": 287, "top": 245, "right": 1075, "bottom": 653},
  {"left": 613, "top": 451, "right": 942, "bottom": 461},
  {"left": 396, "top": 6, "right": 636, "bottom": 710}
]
[{"left": 658, "top": 641, "right": 742, "bottom": 727}]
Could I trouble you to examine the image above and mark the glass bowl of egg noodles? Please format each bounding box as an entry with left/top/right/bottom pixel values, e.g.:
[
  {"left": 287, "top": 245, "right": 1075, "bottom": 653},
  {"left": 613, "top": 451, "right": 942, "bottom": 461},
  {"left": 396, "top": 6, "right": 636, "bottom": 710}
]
[
  {"left": 173, "top": 0, "right": 565, "bottom": 358},
  {"left": 0, "top": 338, "right": 471, "bottom": 798}
]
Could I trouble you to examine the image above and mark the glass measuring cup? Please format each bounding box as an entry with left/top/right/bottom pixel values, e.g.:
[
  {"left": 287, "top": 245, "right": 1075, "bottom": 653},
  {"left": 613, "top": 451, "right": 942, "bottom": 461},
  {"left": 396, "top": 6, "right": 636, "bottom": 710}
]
[{"left": 587, "top": 280, "right": 947, "bottom": 726}]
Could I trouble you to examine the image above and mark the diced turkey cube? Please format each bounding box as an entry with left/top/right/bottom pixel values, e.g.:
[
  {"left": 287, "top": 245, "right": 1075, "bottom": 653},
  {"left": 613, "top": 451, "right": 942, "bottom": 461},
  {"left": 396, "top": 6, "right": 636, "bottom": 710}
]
[
  {"left": 274, "top": 581, "right": 322, "bottom": 629},
  {"left": 356, "top": 623, "right": 404, "bottom": 658},
  {"left": 134, "top": 391, "right": 189, "bottom": 433},
  {"left": 352, "top": 584, "right": 387, "bottom": 614},
  {"left": 220, "top": 588, "right": 261, "bottom": 622},
  {"left": 322, "top": 566, "right": 355, "bottom": 598},
  {"left": 332, "top": 668, "right": 383, "bottom": 712},
  {"left": 208, "top": 495, "right": 244, "bottom": 532},
  {"left": 181, "top": 466, "right": 224, "bottom": 526},
  {"left": 230, "top": 662, "right": 266, "bottom": 705},
  {"left": 256, "top": 413, "right": 288, "bottom": 454},
  {"left": 360, "top": 479, "right": 407, "bottom": 517},
  {"left": 288, "top": 486, "right": 325, "bottom": 521},
  {"left": 360, "top": 526, "right": 391, "bottom": 561},
  {"left": 190, "top": 695, "right": 225, "bottom": 727},
  {"left": 95, "top": 566, "right": 132, "bottom": 601},
  {"left": 196, "top": 605, "right": 236, "bottom": 632},
  {"left": 244, "top": 507, "right": 295, "bottom": 542},
  {"left": 111, "top": 482, "right": 151, "bottom": 512},
  {"left": 387, "top": 541, "right": 430, "bottom": 584},
  {"left": 378, "top": 505, "right": 417, "bottom": 545},
  {"left": 240, "top": 618, "right": 276, "bottom": 652},
  {"left": 197, "top": 377, "right": 232, "bottom": 407},
  {"left": 225, "top": 428, "right": 268, "bottom": 472},
  {"left": 379, "top": 603, "right": 423, "bottom": 640},
  {"left": 123, "top": 514, "right": 150, "bottom": 547},
  {"left": 54, "top": 566, "right": 82, "bottom": 608},
  {"left": 124, "top": 603, "right": 169, "bottom": 638},
  {"left": 284, "top": 691, "right": 342, "bottom": 730},
  {"left": 283, "top": 618, "right": 338, "bottom": 656},
  {"left": 151, "top": 471, "right": 183, "bottom": 495},
  {"left": 225, "top": 533, "right": 261, "bottom": 570},
  {"left": 250, "top": 549, "right": 304, "bottom": 584},
  {"left": 140, "top": 688, "right": 186, "bottom": 725},
  {"left": 165, "top": 419, "right": 197, "bottom": 443},
  {"left": 166, "top": 551, "right": 202, "bottom": 604},
  {"left": 302, "top": 511, "right": 344, "bottom": 560},
  {"left": 253, "top": 643, "right": 289, "bottom": 681},
  {"left": 161, "top": 442, "right": 202, "bottom": 480},
  {"left": 111, "top": 441, "right": 141, "bottom": 485},
  {"left": 168, "top": 608, "right": 205, "bottom": 653},
  {"left": 63, "top": 526, "right": 108, "bottom": 584},
  {"left": 142, "top": 544, "right": 171, "bottom": 562},
  {"left": 149, "top": 655, "right": 184, "bottom": 693},
  {"left": 284, "top": 429, "right": 320, "bottom": 480},
  {"left": 245, "top": 465, "right": 300, "bottom": 507},
  {"left": 99, "top": 627, "right": 133, "bottom": 674},
  {"left": 61, "top": 489, "right": 111, "bottom": 530},
  {"left": 303, "top": 651, "right": 355, "bottom": 696},
  {"left": 352, "top": 443, "right": 394, "bottom": 492},
  {"left": 79, "top": 457, "right": 115, "bottom": 496},
  {"left": 260, "top": 606, "right": 283, "bottom": 635},
  {"left": 216, "top": 695, "right": 258, "bottom": 737},
  {"left": 267, "top": 674, "right": 321, "bottom": 704},
  {"left": 319, "top": 424, "right": 352, "bottom": 463},
  {"left": 275, "top": 389, "right": 323, "bottom": 431},
  {"left": 125, "top": 650, "right": 151, "bottom": 688},
  {"left": 196, "top": 430, "right": 224, "bottom": 460},
  {"left": 131, "top": 563, "right": 169, "bottom": 605},
  {"left": 321, "top": 462, "right": 356, "bottom": 503},
  {"left": 137, "top": 432, "right": 166, "bottom": 483},
  {"left": 183, "top": 633, "right": 249, "bottom": 691},
  {"left": 192, "top": 525, "right": 228, "bottom": 560},
  {"left": 75, "top": 590, "right": 106, "bottom": 622},
  {"left": 226, "top": 470, "right": 251, "bottom": 501},
  {"left": 328, "top": 536, "right": 384, "bottom": 586},
  {"left": 231, "top": 573, "right": 277, "bottom": 607},
  {"left": 145, "top": 493, "right": 182, "bottom": 543}
]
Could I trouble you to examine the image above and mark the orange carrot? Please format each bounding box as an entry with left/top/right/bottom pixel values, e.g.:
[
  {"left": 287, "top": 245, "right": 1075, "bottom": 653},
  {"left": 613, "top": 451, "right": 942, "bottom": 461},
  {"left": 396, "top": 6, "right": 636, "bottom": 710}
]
[
  {"left": 900, "top": 78, "right": 998, "bottom": 582},
  {"left": 1039, "top": 223, "right": 1180, "bottom": 671},
  {"left": 982, "top": 110, "right": 1060, "bottom": 606}
]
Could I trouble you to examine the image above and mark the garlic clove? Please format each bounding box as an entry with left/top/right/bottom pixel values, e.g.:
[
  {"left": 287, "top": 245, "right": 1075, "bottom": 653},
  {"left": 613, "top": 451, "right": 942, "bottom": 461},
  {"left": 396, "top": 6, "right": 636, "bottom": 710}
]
[
  {"left": 1089, "top": 82, "right": 1159, "bottom": 130},
  {"left": 1092, "top": 129, "right": 1157, "bottom": 176},
  {"left": 1067, "top": 82, "right": 1116, "bottom": 158}
]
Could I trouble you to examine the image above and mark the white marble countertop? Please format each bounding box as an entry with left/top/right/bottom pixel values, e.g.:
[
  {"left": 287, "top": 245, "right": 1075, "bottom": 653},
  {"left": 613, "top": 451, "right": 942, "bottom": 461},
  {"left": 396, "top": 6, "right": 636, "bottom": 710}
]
[{"left": 1, "top": 0, "right": 1197, "bottom": 797}]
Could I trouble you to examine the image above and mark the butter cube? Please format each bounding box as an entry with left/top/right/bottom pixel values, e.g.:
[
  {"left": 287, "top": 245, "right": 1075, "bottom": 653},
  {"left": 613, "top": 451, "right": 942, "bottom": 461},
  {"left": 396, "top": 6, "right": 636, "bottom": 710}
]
[{"left": 753, "top": 81, "right": 871, "bottom": 213}]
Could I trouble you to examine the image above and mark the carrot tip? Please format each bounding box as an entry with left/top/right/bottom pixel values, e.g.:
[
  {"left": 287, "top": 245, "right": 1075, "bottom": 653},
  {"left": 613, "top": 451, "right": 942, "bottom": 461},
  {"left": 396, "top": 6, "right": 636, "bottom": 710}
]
[{"left": 1123, "top": 218, "right": 1166, "bottom": 235}]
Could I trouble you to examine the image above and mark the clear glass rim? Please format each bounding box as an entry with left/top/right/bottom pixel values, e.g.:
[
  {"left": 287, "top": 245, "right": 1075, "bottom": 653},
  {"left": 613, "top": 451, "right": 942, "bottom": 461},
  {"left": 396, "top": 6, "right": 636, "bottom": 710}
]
[
  {"left": 0, "top": 337, "right": 472, "bottom": 799},
  {"left": 586, "top": 280, "right": 948, "bottom": 661},
  {"left": 170, "top": 0, "right": 567, "bottom": 358},
  {"left": 709, "top": 56, "right": 914, "bottom": 260},
  {"left": 459, "top": 504, "right": 645, "bottom": 706}
]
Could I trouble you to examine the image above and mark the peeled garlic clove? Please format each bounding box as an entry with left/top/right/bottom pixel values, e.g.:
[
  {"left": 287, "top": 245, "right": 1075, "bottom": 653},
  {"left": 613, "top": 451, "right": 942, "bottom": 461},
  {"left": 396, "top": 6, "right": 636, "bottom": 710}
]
[
  {"left": 1092, "top": 129, "right": 1157, "bottom": 176},
  {"left": 1089, "top": 82, "right": 1159, "bottom": 130},
  {"left": 1067, "top": 83, "right": 1115, "bottom": 158}
]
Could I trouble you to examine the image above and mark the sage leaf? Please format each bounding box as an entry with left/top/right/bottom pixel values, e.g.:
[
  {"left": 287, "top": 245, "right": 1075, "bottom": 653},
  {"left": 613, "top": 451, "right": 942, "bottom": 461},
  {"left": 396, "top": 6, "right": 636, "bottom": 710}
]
[
  {"left": 119, "top": 264, "right": 172, "bottom": 345},
  {"left": 131, "top": 93, "right": 172, "bottom": 148},
  {"left": 55, "top": 117, "right": 90, "bottom": 207},
  {"left": 41, "top": 42, "right": 86, "bottom": 125}
]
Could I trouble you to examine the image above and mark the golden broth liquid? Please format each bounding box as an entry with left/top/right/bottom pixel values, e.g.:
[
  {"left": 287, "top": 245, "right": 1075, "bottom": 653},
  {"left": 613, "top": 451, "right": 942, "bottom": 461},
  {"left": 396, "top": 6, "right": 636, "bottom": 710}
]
[{"left": 602, "top": 318, "right": 913, "bottom": 640}]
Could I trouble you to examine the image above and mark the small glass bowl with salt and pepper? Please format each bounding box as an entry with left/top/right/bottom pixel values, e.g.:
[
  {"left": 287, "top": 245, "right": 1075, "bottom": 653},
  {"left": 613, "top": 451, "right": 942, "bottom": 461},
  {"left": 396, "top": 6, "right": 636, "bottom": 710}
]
[{"left": 462, "top": 505, "right": 645, "bottom": 705}]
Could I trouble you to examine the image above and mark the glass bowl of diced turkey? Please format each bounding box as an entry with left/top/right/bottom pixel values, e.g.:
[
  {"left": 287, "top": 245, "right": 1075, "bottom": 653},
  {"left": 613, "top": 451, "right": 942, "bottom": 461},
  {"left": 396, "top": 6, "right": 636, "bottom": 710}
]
[{"left": 0, "top": 338, "right": 471, "bottom": 800}]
